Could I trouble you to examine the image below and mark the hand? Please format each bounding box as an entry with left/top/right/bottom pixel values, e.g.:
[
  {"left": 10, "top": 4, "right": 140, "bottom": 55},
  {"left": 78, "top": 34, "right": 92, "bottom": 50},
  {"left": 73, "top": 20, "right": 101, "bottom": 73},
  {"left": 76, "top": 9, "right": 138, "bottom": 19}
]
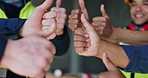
[
  {"left": 68, "top": 0, "right": 89, "bottom": 31},
  {"left": 42, "top": 0, "right": 67, "bottom": 39},
  {"left": 20, "top": 0, "right": 56, "bottom": 38},
  {"left": 0, "top": 35, "right": 55, "bottom": 77},
  {"left": 74, "top": 14, "right": 100, "bottom": 56},
  {"left": 98, "top": 53, "right": 126, "bottom": 78},
  {"left": 92, "top": 4, "right": 113, "bottom": 38}
]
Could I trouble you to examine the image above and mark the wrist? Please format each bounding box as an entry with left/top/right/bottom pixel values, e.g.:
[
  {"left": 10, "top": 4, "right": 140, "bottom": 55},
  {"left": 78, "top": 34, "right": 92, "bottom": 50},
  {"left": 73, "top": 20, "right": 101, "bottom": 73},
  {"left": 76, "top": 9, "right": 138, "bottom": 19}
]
[
  {"left": 110, "top": 27, "right": 119, "bottom": 41},
  {"left": 0, "top": 40, "right": 14, "bottom": 67},
  {"left": 96, "top": 40, "right": 106, "bottom": 58}
]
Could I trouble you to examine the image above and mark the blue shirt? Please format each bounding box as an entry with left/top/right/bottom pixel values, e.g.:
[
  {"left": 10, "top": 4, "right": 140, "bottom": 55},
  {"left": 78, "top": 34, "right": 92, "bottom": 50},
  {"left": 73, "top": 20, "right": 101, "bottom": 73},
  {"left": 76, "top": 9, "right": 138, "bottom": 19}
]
[
  {"left": 121, "top": 45, "right": 148, "bottom": 73},
  {"left": 0, "top": 18, "right": 26, "bottom": 39}
]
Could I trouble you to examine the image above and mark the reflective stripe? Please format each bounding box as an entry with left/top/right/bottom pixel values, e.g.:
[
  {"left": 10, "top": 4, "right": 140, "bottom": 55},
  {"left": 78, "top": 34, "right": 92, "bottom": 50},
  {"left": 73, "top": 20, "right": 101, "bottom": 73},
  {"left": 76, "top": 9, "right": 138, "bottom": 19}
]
[
  {"left": 121, "top": 70, "right": 131, "bottom": 78},
  {"left": 0, "top": 9, "right": 7, "bottom": 18},
  {"left": 19, "top": 1, "right": 35, "bottom": 19},
  {"left": 0, "top": 1, "right": 35, "bottom": 19},
  {"left": 135, "top": 73, "right": 148, "bottom": 78}
]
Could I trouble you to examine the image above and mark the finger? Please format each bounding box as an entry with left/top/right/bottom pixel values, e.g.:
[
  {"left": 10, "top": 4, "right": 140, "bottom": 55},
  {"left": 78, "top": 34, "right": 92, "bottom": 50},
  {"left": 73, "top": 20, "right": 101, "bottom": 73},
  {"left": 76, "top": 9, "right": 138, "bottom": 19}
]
[
  {"left": 92, "top": 17, "right": 106, "bottom": 22},
  {"left": 68, "top": 24, "right": 78, "bottom": 31},
  {"left": 75, "top": 47, "right": 85, "bottom": 54},
  {"left": 38, "top": 0, "right": 54, "bottom": 11},
  {"left": 68, "top": 19, "right": 79, "bottom": 24},
  {"left": 40, "top": 19, "right": 56, "bottom": 38},
  {"left": 102, "top": 53, "right": 118, "bottom": 71},
  {"left": 42, "top": 19, "right": 55, "bottom": 26},
  {"left": 74, "top": 41, "right": 87, "bottom": 47},
  {"left": 92, "top": 21, "right": 106, "bottom": 26},
  {"left": 74, "top": 34, "right": 87, "bottom": 41},
  {"left": 51, "top": 7, "right": 66, "bottom": 13},
  {"left": 57, "top": 13, "right": 67, "bottom": 18},
  {"left": 75, "top": 28, "right": 85, "bottom": 36},
  {"left": 81, "top": 14, "right": 95, "bottom": 32},
  {"left": 86, "top": 38, "right": 91, "bottom": 43},
  {"left": 43, "top": 11, "right": 56, "bottom": 19},
  {"left": 56, "top": 18, "right": 66, "bottom": 24},
  {"left": 48, "top": 41, "right": 56, "bottom": 55},
  {"left": 68, "top": 14, "right": 80, "bottom": 19},
  {"left": 87, "top": 43, "right": 91, "bottom": 47},
  {"left": 71, "top": 9, "right": 82, "bottom": 14},
  {"left": 78, "top": 0, "right": 89, "bottom": 19},
  {"left": 100, "top": 4, "right": 109, "bottom": 19},
  {"left": 94, "top": 27, "right": 104, "bottom": 31},
  {"left": 28, "top": 0, "right": 54, "bottom": 26},
  {"left": 55, "top": 23, "right": 65, "bottom": 35},
  {"left": 56, "top": 0, "right": 62, "bottom": 7},
  {"left": 47, "top": 33, "right": 56, "bottom": 40}
]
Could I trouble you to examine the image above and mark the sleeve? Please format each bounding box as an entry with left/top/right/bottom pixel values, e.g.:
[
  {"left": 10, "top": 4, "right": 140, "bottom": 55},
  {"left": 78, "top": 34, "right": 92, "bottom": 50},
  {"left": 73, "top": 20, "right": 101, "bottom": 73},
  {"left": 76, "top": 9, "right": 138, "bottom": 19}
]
[
  {"left": 0, "top": 37, "right": 7, "bottom": 60},
  {"left": 0, "top": 18, "right": 26, "bottom": 39},
  {"left": 120, "top": 45, "right": 148, "bottom": 73},
  {"left": 50, "top": 26, "right": 70, "bottom": 56}
]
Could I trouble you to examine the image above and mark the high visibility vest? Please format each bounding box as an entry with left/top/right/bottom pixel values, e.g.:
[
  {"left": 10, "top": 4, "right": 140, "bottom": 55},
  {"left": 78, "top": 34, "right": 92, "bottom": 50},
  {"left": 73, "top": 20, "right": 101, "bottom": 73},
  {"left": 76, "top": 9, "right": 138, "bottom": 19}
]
[
  {"left": 0, "top": 1, "right": 35, "bottom": 39},
  {"left": 120, "top": 23, "right": 148, "bottom": 78},
  {"left": 0, "top": 1, "right": 35, "bottom": 19}
]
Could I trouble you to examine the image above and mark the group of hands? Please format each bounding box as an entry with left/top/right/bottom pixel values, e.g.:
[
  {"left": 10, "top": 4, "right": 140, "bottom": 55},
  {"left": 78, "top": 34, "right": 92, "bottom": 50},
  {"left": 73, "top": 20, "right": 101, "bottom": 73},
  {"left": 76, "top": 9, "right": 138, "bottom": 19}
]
[{"left": 0, "top": 0, "right": 125, "bottom": 78}]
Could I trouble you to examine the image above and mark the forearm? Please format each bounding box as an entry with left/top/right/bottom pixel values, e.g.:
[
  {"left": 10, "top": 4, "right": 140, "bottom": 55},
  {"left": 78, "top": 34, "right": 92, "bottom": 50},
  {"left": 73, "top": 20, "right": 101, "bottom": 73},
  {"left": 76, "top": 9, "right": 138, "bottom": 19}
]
[
  {"left": 109, "top": 28, "right": 148, "bottom": 45},
  {"left": 96, "top": 40, "right": 130, "bottom": 68}
]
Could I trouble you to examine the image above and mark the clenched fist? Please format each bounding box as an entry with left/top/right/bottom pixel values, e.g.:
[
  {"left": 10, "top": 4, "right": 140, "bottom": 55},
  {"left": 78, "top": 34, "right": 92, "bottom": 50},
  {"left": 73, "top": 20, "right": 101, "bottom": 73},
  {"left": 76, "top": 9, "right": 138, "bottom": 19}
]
[{"left": 1, "top": 34, "right": 55, "bottom": 77}]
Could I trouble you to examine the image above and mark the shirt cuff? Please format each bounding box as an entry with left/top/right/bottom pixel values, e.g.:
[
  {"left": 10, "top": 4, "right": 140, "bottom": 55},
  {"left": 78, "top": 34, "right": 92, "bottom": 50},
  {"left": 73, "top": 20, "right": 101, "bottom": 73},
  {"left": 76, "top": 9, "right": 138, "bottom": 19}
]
[{"left": 0, "top": 38, "right": 7, "bottom": 60}]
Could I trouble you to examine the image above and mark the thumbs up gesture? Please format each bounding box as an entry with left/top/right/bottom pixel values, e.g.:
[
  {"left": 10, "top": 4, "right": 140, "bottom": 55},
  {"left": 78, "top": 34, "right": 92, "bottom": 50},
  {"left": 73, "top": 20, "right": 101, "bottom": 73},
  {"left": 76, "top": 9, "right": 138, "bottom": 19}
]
[
  {"left": 42, "top": 0, "right": 67, "bottom": 39},
  {"left": 20, "top": 0, "right": 56, "bottom": 38},
  {"left": 98, "top": 53, "right": 126, "bottom": 78},
  {"left": 92, "top": 4, "right": 114, "bottom": 39},
  {"left": 68, "top": 0, "right": 89, "bottom": 31},
  {"left": 20, "top": 0, "right": 67, "bottom": 40},
  {"left": 74, "top": 14, "right": 100, "bottom": 56}
]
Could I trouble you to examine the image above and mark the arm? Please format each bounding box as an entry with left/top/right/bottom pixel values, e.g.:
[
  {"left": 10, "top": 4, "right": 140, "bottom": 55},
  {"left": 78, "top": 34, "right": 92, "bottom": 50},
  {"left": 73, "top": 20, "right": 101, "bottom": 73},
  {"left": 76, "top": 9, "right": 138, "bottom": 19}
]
[
  {"left": 108, "top": 28, "right": 148, "bottom": 46},
  {"left": 68, "top": 1, "right": 129, "bottom": 68},
  {"left": 0, "top": 18, "right": 26, "bottom": 39},
  {"left": 98, "top": 53, "right": 126, "bottom": 78},
  {"left": 75, "top": 14, "right": 148, "bottom": 73},
  {"left": 74, "top": 14, "right": 130, "bottom": 69},
  {"left": 92, "top": 4, "right": 148, "bottom": 46}
]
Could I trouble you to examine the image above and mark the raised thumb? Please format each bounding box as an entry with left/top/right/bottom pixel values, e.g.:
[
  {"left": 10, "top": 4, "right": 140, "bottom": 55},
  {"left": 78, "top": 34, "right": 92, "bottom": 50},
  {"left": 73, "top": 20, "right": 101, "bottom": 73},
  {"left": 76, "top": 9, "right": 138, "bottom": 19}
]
[
  {"left": 100, "top": 4, "right": 109, "bottom": 19},
  {"left": 81, "top": 14, "right": 95, "bottom": 32},
  {"left": 56, "top": 0, "right": 62, "bottom": 7},
  {"left": 37, "top": 0, "right": 54, "bottom": 11},
  {"left": 102, "top": 53, "right": 118, "bottom": 71}
]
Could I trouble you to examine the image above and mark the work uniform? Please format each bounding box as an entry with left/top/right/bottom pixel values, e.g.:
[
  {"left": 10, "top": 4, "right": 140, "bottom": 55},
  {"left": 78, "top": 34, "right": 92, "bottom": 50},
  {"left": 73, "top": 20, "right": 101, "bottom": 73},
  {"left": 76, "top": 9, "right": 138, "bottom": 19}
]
[{"left": 120, "top": 22, "right": 148, "bottom": 78}]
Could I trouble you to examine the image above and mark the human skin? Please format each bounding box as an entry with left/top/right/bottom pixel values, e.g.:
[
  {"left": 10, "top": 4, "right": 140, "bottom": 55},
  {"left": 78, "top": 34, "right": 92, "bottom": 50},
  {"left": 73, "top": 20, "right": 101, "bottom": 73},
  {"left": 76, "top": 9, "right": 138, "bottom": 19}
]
[
  {"left": 0, "top": 34, "right": 55, "bottom": 77},
  {"left": 130, "top": 0, "right": 148, "bottom": 25}
]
